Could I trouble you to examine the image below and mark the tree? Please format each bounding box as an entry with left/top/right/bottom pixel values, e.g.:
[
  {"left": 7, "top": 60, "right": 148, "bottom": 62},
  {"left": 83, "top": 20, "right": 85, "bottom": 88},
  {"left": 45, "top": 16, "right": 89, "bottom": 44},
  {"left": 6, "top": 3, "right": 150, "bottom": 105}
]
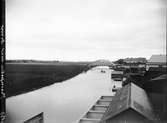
[{"left": 114, "top": 59, "right": 124, "bottom": 64}]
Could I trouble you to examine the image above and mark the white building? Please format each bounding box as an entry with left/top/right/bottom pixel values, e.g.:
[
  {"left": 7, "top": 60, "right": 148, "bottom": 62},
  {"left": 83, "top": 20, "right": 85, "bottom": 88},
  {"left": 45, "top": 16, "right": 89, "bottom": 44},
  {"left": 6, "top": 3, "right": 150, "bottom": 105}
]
[
  {"left": 123, "top": 58, "right": 146, "bottom": 63},
  {"left": 146, "top": 55, "right": 166, "bottom": 70}
]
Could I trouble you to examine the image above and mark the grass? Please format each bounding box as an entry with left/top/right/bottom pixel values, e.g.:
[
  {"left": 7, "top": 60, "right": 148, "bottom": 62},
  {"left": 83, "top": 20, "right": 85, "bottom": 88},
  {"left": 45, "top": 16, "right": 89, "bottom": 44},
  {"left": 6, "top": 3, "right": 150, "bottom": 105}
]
[{"left": 6, "top": 62, "right": 91, "bottom": 97}]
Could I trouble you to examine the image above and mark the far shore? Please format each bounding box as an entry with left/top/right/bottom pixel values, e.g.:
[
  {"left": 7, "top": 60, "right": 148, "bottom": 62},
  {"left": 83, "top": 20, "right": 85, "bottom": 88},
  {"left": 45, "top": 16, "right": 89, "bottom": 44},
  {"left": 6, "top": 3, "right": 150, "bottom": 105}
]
[{"left": 6, "top": 61, "right": 93, "bottom": 98}]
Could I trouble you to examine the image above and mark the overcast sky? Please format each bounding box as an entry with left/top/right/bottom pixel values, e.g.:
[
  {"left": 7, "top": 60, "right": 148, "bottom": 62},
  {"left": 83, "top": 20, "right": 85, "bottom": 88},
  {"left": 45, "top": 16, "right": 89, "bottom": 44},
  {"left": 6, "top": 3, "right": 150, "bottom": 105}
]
[{"left": 6, "top": 0, "right": 166, "bottom": 61}]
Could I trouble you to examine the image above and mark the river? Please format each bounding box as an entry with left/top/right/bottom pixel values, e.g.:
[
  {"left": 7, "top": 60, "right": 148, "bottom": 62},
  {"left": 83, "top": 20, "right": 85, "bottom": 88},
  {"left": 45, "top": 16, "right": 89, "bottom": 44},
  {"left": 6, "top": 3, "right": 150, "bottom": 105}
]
[{"left": 6, "top": 66, "right": 122, "bottom": 123}]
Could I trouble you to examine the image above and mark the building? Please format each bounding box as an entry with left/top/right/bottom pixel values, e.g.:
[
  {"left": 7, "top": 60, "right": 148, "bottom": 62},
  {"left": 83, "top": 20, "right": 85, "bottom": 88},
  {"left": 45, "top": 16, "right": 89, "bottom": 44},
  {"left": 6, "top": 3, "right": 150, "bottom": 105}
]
[
  {"left": 101, "top": 83, "right": 157, "bottom": 123},
  {"left": 146, "top": 55, "right": 166, "bottom": 70},
  {"left": 113, "top": 58, "right": 147, "bottom": 74},
  {"left": 144, "top": 74, "right": 167, "bottom": 121},
  {"left": 111, "top": 71, "right": 124, "bottom": 81},
  {"left": 123, "top": 58, "right": 147, "bottom": 64}
]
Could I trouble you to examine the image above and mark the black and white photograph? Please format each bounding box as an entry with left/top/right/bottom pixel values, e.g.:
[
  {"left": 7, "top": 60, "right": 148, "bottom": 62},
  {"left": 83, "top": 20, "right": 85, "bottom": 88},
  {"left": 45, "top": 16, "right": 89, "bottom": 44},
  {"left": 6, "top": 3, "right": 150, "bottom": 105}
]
[{"left": 1, "top": 0, "right": 167, "bottom": 122}]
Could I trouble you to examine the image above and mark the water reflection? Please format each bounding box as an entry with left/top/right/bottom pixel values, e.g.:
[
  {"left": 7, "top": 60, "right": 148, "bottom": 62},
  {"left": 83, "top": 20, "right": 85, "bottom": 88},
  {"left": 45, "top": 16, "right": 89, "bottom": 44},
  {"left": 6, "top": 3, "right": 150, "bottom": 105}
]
[{"left": 6, "top": 67, "right": 122, "bottom": 123}]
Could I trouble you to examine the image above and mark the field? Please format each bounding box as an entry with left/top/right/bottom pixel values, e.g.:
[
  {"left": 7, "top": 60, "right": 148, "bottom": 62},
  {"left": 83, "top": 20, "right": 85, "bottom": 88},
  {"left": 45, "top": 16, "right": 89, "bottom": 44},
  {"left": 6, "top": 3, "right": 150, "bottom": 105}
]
[{"left": 6, "top": 62, "right": 91, "bottom": 97}]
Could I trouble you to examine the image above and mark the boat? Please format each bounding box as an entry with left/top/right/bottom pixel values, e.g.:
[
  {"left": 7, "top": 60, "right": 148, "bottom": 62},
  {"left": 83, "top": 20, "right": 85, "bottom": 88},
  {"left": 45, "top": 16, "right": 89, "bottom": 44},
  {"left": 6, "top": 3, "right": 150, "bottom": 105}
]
[
  {"left": 112, "top": 85, "right": 121, "bottom": 92},
  {"left": 101, "top": 70, "right": 105, "bottom": 73}
]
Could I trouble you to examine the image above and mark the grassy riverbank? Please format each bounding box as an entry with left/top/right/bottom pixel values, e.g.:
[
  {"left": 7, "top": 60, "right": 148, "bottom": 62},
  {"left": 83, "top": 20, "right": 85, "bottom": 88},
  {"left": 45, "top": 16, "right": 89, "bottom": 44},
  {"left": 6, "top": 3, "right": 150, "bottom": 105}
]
[{"left": 6, "top": 61, "right": 92, "bottom": 97}]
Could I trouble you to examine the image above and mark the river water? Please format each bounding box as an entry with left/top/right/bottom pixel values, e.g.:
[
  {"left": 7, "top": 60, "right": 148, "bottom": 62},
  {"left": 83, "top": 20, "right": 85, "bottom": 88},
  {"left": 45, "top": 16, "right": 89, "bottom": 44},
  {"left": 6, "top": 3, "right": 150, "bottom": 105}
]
[{"left": 6, "top": 66, "right": 122, "bottom": 123}]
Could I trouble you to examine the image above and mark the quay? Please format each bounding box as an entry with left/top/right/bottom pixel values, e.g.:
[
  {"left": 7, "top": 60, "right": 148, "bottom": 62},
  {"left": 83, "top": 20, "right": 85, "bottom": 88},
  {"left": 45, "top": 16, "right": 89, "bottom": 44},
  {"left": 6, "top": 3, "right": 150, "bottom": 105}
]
[
  {"left": 77, "top": 54, "right": 167, "bottom": 123},
  {"left": 77, "top": 95, "right": 114, "bottom": 123},
  {"left": 77, "top": 80, "right": 166, "bottom": 123}
]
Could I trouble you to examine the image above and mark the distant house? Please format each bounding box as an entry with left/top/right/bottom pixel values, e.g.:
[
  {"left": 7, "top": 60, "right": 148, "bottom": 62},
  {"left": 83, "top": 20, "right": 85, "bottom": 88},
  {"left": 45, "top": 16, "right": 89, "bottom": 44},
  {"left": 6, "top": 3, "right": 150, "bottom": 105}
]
[
  {"left": 123, "top": 58, "right": 147, "bottom": 64},
  {"left": 101, "top": 83, "right": 157, "bottom": 123},
  {"left": 120, "top": 58, "right": 147, "bottom": 74},
  {"left": 111, "top": 71, "right": 124, "bottom": 81},
  {"left": 146, "top": 55, "right": 166, "bottom": 71}
]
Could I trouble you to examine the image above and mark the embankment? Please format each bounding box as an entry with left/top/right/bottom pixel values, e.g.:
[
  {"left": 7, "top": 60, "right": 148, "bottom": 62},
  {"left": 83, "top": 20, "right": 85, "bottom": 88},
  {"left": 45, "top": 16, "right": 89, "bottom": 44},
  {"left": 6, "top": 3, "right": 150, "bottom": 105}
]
[{"left": 6, "top": 62, "right": 91, "bottom": 97}]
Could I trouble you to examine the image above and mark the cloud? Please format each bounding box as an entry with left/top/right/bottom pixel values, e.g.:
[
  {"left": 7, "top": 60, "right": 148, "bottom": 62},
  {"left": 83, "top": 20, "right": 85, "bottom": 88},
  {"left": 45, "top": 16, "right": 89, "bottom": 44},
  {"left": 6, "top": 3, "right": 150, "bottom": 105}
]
[{"left": 6, "top": 0, "right": 166, "bottom": 61}]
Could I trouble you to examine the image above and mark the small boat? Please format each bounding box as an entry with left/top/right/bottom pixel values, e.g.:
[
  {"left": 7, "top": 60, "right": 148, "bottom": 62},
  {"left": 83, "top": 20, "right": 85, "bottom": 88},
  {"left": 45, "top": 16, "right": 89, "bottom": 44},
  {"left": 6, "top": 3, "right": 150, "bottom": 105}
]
[
  {"left": 101, "top": 70, "right": 106, "bottom": 73},
  {"left": 112, "top": 85, "right": 121, "bottom": 92}
]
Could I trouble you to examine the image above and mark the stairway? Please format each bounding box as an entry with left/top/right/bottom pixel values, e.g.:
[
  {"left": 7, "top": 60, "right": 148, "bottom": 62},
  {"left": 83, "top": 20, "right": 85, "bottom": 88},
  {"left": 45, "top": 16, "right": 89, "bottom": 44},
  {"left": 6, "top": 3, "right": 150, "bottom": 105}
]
[{"left": 77, "top": 95, "right": 113, "bottom": 123}]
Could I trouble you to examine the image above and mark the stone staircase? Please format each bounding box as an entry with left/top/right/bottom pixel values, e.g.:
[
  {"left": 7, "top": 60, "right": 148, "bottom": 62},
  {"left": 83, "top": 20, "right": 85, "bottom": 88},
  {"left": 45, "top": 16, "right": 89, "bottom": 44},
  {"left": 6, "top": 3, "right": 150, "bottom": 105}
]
[{"left": 77, "top": 95, "right": 113, "bottom": 123}]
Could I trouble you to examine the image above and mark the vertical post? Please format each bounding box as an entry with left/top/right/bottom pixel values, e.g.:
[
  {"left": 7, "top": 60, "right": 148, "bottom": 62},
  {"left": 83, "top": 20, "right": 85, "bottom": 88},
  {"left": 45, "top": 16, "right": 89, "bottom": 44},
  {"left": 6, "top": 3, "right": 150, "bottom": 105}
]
[
  {"left": 1, "top": 0, "right": 6, "bottom": 122},
  {"left": 163, "top": 88, "right": 167, "bottom": 121}
]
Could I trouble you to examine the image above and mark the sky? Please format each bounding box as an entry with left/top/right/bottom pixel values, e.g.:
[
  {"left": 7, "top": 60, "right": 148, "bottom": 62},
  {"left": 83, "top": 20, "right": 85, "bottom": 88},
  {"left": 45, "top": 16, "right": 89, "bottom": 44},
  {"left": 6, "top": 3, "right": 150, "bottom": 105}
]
[{"left": 6, "top": 0, "right": 166, "bottom": 61}]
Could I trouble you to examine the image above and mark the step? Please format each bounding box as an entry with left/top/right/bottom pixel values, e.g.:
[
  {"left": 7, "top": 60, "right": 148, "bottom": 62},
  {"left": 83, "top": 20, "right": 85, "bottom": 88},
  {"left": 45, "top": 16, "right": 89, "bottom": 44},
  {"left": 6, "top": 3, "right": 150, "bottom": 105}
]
[
  {"left": 89, "top": 110, "right": 105, "bottom": 113},
  {"left": 94, "top": 104, "right": 109, "bottom": 107},
  {"left": 98, "top": 98, "right": 113, "bottom": 101},
  {"left": 92, "top": 106, "right": 107, "bottom": 111},
  {"left": 86, "top": 110, "right": 105, "bottom": 119},
  {"left": 92, "top": 104, "right": 109, "bottom": 111},
  {"left": 83, "top": 110, "right": 105, "bottom": 118},
  {"left": 100, "top": 96, "right": 113, "bottom": 101},
  {"left": 96, "top": 100, "right": 111, "bottom": 105},
  {"left": 79, "top": 118, "right": 101, "bottom": 123},
  {"left": 77, "top": 96, "right": 113, "bottom": 123},
  {"left": 101, "top": 95, "right": 114, "bottom": 98}
]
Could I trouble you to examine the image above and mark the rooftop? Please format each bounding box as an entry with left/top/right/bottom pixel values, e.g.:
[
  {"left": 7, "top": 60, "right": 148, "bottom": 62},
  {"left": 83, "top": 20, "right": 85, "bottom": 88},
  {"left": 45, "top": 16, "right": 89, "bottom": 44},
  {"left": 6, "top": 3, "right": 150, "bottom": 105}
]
[
  {"left": 101, "top": 83, "right": 155, "bottom": 121},
  {"left": 150, "top": 74, "right": 167, "bottom": 81},
  {"left": 148, "top": 55, "right": 166, "bottom": 63},
  {"left": 111, "top": 71, "right": 124, "bottom": 74}
]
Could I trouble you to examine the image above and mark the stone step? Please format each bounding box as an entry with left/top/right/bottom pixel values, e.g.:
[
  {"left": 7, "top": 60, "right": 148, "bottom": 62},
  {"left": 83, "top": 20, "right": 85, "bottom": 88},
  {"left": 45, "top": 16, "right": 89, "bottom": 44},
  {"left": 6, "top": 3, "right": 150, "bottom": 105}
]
[
  {"left": 100, "top": 96, "right": 113, "bottom": 101},
  {"left": 89, "top": 110, "right": 105, "bottom": 113},
  {"left": 96, "top": 100, "right": 111, "bottom": 105},
  {"left": 77, "top": 95, "right": 114, "bottom": 123},
  {"left": 91, "top": 104, "right": 109, "bottom": 111},
  {"left": 86, "top": 110, "right": 105, "bottom": 119},
  {"left": 94, "top": 104, "right": 109, "bottom": 107},
  {"left": 91, "top": 106, "right": 107, "bottom": 111},
  {"left": 79, "top": 118, "right": 101, "bottom": 123}
]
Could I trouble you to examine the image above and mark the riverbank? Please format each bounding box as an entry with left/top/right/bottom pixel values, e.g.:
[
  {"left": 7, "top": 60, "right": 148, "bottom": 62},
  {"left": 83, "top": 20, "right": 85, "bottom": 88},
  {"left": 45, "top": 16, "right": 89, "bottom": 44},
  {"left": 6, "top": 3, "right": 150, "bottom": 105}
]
[{"left": 6, "top": 61, "right": 92, "bottom": 97}]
